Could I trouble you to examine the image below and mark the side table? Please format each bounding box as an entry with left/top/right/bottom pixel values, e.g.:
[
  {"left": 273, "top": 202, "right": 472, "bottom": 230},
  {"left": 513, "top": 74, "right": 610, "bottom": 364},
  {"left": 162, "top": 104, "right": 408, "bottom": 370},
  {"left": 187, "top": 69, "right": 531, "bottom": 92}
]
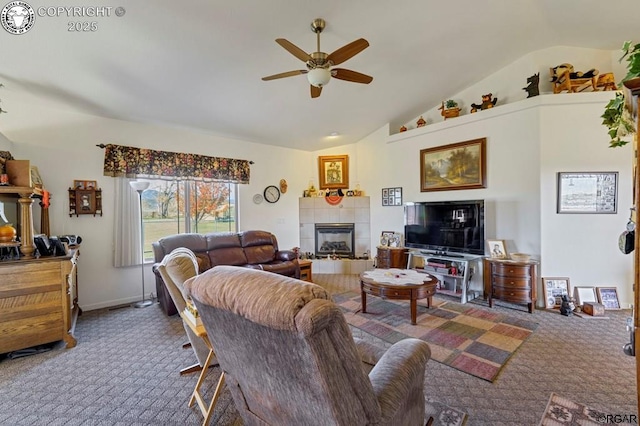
[{"left": 299, "top": 259, "right": 312, "bottom": 282}]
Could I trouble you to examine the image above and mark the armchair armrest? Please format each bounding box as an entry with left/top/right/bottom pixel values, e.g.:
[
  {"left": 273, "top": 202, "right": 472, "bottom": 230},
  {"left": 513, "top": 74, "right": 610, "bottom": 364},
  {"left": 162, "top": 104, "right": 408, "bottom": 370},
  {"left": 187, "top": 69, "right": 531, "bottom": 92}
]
[
  {"left": 368, "top": 338, "right": 431, "bottom": 423},
  {"left": 275, "top": 250, "right": 296, "bottom": 261}
]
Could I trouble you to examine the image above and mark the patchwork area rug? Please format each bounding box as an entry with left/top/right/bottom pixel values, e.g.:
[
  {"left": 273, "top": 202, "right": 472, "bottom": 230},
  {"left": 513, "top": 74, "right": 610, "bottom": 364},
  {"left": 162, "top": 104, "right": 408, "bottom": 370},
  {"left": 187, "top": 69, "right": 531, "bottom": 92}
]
[
  {"left": 334, "top": 291, "right": 538, "bottom": 382},
  {"left": 539, "top": 393, "right": 612, "bottom": 425}
]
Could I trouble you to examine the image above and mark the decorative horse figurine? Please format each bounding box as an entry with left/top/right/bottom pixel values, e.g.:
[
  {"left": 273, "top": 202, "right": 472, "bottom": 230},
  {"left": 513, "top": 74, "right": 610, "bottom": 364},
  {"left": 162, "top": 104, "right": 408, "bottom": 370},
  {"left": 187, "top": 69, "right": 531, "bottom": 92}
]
[{"left": 523, "top": 73, "right": 540, "bottom": 98}]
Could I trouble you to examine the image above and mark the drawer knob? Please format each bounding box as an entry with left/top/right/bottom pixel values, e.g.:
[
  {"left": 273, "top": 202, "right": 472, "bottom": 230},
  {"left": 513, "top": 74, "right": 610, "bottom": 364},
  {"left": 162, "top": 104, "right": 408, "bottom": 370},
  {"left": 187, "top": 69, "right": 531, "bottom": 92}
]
[{"left": 510, "top": 292, "right": 515, "bottom": 296}]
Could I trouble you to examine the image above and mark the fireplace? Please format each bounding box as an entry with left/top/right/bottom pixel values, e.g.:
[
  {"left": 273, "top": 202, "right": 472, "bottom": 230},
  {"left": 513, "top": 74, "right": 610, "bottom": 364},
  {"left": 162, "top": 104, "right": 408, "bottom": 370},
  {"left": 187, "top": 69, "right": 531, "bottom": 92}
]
[{"left": 315, "top": 223, "right": 355, "bottom": 258}]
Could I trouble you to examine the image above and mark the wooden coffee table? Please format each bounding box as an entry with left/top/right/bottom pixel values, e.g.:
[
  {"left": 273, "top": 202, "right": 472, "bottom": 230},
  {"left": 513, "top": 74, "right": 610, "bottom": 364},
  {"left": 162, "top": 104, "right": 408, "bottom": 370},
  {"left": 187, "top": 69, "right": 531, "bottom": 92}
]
[{"left": 360, "top": 269, "right": 438, "bottom": 325}]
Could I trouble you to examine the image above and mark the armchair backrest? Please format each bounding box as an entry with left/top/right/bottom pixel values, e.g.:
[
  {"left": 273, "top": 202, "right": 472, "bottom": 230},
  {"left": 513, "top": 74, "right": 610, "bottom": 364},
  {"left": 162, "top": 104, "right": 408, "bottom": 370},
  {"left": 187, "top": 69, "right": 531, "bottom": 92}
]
[
  {"left": 157, "top": 247, "right": 199, "bottom": 313},
  {"left": 185, "top": 265, "right": 382, "bottom": 425}
]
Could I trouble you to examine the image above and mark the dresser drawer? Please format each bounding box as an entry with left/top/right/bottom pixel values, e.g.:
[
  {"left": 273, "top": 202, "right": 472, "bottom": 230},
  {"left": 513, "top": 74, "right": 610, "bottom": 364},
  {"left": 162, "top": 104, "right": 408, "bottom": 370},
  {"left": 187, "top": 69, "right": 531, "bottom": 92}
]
[
  {"left": 492, "top": 275, "right": 531, "bottom": 289},
  {"left": 491, "top": 262, "right": 531, "bottom": 278},
  {"left": 492, "top": 286, "right": 532, "bottom": 303}
]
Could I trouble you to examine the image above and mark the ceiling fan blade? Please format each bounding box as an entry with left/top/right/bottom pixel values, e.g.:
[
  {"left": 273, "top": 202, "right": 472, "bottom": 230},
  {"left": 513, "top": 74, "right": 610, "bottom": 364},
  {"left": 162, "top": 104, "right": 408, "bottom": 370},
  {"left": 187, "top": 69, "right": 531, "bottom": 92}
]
[
  {"left": 262, "top": 70, "right": 308, "bottom": 81},
  {"left": 332, "top": 68, "right": 373, "bottom": 84},
  {"left": 275, "top": 38, "right": 312, "bottom": 62},
  {"left": 310, "top": 85, "right": 322, "bottom": 98},
  {"left": 327, "top": 38, "right": 369, "bottom": 65}
]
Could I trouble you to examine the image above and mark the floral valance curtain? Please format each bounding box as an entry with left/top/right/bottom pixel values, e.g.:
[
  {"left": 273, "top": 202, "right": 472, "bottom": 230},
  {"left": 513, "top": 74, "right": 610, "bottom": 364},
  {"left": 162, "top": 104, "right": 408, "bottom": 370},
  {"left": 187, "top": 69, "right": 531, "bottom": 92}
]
[{"left": 102, "top": 144, "right": 251, "bottom": 184}]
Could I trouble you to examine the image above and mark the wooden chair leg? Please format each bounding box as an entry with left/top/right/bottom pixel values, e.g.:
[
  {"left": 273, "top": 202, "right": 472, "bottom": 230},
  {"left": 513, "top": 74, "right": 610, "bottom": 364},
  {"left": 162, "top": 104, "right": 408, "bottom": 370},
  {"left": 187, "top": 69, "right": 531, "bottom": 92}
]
[
  {"left": 180, "top": 363, "right": 203, "bottom": 376},
  {"left": 426, "top": 416, "right": 434, "bottom": 426},
  {"left": 183, "top": 342, "right": 192, "bottom": 349}
]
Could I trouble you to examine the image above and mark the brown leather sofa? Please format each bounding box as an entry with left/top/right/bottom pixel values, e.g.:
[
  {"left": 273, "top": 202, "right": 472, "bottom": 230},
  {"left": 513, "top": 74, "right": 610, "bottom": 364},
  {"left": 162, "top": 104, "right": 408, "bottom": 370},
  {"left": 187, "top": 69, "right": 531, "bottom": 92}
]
[{"left": 152, "top": 230, "right": 300, "bottom": 316}]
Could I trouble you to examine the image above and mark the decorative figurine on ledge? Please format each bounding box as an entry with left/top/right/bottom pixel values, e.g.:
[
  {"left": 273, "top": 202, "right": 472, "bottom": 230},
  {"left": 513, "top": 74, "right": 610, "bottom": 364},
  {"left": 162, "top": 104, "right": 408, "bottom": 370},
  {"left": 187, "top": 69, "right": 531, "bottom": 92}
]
[
  {"left": 438, "top": 100, "right": 461, "bottom": 120},
  {"left": 399, "top": 125, "right": 407, "bottom": 132},
  {"left": 470, "top": 93, "right": 497, "bottom": 113},
  {"left": 416, "top": 116, "right": 426, "bottom": 128},
  {"left": 523, "top": 73, "right": 540, "bottom": 98}
]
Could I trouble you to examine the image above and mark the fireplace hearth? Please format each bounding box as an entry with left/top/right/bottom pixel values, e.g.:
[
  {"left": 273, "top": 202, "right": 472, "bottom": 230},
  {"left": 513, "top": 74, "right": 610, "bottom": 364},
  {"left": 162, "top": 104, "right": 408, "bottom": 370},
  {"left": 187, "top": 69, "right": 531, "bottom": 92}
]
[{"left": 315, "top": 223, "right": 355, "bottom": 258}]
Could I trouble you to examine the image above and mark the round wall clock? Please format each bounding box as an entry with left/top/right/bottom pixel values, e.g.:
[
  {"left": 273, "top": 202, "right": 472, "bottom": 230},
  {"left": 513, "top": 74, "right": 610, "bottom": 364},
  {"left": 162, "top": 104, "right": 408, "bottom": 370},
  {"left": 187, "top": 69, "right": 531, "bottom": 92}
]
[{"left": 264, "top": 185, "right": 281, "bottom": 203}]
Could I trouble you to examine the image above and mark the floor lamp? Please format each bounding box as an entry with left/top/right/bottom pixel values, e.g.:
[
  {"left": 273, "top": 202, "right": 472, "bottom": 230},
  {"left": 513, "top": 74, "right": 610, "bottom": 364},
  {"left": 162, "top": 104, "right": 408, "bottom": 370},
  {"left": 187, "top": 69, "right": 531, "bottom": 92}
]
[{"left": 130, "top": 180, "right": 153, "bottom": 308}]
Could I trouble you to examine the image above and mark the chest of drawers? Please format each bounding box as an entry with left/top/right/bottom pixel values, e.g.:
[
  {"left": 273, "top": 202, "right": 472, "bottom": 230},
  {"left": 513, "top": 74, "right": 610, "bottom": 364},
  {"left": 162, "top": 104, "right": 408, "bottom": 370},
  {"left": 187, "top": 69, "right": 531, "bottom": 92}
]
[
  {"left": 484, "top": 258, "right": 537, "bottom": 313},
  {"left": 376, "top": 246, "right": 407, "bottom": 269}
]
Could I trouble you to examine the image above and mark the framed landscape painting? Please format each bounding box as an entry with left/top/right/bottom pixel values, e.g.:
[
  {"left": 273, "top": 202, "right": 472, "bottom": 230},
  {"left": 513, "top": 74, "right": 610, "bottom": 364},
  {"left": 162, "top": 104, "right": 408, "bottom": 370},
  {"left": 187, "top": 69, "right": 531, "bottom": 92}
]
[{"left": 420, "top": 138, "right": 486, "bottom": 192}]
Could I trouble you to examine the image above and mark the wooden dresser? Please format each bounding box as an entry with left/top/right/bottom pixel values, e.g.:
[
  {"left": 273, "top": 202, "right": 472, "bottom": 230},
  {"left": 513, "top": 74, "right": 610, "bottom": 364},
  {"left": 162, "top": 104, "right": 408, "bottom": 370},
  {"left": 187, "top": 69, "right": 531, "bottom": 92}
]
[
  {"left": 0, "top": 250, "right": 79, "bottom": 354},
  {"left": 376, "top": 246, "right": 408, "bottom": 269},
  {"left": 483, "top": 258, "right": 538, "bottom": 313}
]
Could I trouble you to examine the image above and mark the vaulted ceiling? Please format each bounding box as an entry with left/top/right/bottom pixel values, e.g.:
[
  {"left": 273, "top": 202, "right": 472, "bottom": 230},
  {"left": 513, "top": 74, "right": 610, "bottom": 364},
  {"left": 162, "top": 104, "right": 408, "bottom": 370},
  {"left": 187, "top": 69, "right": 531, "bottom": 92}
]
[{"left": 1, "top": 0, "right": 639, "bottom": 151}]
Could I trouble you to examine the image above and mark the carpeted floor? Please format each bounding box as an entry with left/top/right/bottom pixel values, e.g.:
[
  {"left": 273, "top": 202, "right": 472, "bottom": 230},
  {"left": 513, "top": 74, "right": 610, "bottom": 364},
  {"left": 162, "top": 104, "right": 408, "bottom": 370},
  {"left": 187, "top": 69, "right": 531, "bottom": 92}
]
[
  {"left": 314, "top": 274, "right": 638, "bottom": 425},
  {"left": 334, "top": 291, "right": 537, "bottom": 382},
  {"left": 0, "top": 273, "right": 637, "bottom": 425}
]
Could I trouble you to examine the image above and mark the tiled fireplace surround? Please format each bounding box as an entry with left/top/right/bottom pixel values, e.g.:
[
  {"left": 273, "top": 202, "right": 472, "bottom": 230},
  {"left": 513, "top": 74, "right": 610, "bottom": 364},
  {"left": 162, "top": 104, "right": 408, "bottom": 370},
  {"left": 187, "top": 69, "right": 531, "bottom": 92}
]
[{"left": 299, "top": 196, "right": 374, "bottom": 274}]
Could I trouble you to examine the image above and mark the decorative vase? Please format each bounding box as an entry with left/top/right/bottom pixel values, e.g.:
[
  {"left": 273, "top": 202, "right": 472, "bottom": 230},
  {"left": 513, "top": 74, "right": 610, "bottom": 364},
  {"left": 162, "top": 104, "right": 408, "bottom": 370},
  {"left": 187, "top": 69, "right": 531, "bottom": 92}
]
[{"left": 0, "top": 223, "right": 17, "bottom": 242}]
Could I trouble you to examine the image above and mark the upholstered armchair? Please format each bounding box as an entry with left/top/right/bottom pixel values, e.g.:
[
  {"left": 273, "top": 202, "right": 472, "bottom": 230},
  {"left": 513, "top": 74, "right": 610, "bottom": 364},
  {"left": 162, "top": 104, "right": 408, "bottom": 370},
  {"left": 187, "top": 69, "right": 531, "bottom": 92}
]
[
  {"left": 156, "top": 247, "right": 213, "bottom": 375},
  {"left": 184, "top": 265, "right": 432, "bottom": 425}
]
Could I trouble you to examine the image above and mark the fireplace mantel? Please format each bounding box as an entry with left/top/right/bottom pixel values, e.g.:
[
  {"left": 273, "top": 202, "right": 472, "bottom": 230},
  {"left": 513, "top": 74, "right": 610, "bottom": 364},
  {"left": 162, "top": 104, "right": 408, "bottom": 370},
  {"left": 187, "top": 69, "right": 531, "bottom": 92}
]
[{"left": 299, "top": 196, "right": 370, "bottom": 264}]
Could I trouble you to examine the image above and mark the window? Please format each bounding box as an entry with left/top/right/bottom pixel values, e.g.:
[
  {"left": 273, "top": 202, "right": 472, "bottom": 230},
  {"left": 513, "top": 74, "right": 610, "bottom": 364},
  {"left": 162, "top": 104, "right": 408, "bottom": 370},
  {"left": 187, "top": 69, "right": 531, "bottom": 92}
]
[{"left": 140, "top": 179, "right": 237, "bottom": 260}]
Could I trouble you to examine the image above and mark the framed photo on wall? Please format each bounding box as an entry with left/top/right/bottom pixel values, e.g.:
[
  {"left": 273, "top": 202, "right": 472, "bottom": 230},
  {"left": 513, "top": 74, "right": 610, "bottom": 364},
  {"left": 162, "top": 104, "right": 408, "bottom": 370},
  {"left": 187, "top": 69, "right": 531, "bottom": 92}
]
[
  {"left": 557, "top": 172, "right": 618, "bottom": 213},
  {"left": 318, "top": 155, "right": 349, "bottom": 190},
  {"left": 76, "top": 190, "right": 96, "bottom": 215},
  {"left": 420, "top": 138, "right": 486, "bottom": 192},
  {"left": 381, "top": 187, "right": 402, "bottom": 206},
  {"left": 542, "top": 277, "right": 571, "bottom": 309}
]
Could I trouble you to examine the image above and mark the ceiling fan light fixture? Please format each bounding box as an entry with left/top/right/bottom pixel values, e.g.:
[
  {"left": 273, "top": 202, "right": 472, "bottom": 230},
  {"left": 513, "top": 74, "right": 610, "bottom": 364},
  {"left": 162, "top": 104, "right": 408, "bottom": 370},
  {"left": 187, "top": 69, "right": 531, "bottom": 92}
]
[{"left": 307, "top": 68, "right": 331, "bottom": 88}]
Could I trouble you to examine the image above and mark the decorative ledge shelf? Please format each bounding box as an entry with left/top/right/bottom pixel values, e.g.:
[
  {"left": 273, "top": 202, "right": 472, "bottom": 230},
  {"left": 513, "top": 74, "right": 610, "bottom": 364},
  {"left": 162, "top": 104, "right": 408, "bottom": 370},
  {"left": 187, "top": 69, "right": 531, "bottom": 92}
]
[{"left": 387, "top": 91, "right": 616, "bottom": 144}]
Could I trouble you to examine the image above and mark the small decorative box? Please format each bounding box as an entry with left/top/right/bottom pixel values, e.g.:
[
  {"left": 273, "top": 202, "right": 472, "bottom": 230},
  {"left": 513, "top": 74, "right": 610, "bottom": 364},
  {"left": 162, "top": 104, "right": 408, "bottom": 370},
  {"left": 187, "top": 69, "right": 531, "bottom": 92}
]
[{"left": 583, "top": 302, "right": 605, "bottom": 316}]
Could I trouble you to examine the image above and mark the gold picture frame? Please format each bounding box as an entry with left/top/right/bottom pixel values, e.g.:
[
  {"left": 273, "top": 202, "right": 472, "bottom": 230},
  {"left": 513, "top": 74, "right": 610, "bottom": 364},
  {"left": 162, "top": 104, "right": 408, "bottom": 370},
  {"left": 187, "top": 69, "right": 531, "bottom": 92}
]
[
  {"left": 318, "top": 155, "right": 349, "bottom": 190},
  {"left": 420, "top": 138, "right": 486, "bottom": 192},
  {"left": 30, "top": 166, "right": 43, "bottom": 188}
]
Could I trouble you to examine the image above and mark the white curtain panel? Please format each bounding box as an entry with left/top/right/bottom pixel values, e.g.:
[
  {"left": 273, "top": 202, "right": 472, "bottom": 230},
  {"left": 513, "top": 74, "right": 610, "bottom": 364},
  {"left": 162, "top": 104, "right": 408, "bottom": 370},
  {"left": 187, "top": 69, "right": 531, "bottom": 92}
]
[{"left": 113, "top": 177, "right": 142, "bottom": 267}]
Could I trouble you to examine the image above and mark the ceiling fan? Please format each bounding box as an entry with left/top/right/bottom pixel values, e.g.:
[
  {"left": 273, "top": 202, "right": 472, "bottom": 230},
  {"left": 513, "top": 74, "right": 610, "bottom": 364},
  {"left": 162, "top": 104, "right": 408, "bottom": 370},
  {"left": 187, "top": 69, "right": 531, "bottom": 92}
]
[{"left": 262, "top": 18, "right": 373, "bottom": 98}]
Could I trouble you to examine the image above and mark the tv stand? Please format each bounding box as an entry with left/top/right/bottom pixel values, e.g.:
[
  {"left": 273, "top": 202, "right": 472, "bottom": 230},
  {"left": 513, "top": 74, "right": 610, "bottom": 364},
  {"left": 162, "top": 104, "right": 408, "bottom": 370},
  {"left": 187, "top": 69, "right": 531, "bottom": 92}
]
[{"left": 406, "top": 250, "right": 482, "bottom": 303}]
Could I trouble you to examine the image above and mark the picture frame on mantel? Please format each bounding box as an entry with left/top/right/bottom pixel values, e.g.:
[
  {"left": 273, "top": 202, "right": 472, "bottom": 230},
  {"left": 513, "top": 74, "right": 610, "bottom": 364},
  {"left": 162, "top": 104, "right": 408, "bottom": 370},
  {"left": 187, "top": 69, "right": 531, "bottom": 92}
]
[
  {"left": 318, "top": 155, "right": 349, "bottom": 190},
  {"left": 420, "top": 138, "right": 486, "bottom": 192}
]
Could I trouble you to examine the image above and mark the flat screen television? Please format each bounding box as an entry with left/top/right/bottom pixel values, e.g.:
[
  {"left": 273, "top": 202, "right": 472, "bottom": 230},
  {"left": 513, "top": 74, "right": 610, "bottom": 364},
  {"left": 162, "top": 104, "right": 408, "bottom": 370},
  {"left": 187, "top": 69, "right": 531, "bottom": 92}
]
[{"left": 404, "top": 200, "right": 485, "bottom": 256}]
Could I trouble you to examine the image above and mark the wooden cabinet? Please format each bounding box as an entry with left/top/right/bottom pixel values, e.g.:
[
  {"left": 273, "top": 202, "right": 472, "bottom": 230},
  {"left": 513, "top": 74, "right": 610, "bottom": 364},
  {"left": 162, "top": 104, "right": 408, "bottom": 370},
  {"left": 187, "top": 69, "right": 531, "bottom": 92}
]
[
  {"left": 484, "top": 258, "right": 537, "bottom": 313},
  {"left": 0, "top": 185, "right": 41, "bottom": 258},
  {"left": 299, "top": 259, "right": 312, "bottom": 282},
  {"left": 0, "top": 250, "right": 79, "bottom": 354},
  {"left": 376, "top": 246, "right": 407, "bottom": 269}
]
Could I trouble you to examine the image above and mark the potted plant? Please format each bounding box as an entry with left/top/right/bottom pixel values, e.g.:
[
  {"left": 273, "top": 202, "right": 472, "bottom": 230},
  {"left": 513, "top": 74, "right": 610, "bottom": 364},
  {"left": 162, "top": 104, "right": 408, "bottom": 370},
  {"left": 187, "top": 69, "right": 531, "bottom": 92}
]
[
  {"left": 439, "top": 99, "right": 461, "bottom": 120},
  {"left": 602, "top": 41, "right": 640, "bottom": 147}
]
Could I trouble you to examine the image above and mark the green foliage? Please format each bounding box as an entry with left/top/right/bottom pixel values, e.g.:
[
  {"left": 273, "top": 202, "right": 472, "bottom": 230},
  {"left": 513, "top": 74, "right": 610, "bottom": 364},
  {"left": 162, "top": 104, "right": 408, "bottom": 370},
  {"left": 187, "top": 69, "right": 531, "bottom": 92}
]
[
  {"left": 603, "top": 41, "right": 640, "bottom": 147},
  {"left": 445, "top": 99, "right": 458, "bottom": 108},
  {"left": 602, "top": 92, "right": 635, "bottom": 147},
  {"left": 620, "top": 41, "right": 640, "bottom": 82}
]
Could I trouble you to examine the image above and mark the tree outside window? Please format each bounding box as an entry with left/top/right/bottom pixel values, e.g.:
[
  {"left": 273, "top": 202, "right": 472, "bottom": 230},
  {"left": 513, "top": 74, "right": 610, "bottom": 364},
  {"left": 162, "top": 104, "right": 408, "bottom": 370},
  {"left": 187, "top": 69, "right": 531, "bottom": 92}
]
[{"left": 139, "top": 179, "right": 237, "bottom": 259}]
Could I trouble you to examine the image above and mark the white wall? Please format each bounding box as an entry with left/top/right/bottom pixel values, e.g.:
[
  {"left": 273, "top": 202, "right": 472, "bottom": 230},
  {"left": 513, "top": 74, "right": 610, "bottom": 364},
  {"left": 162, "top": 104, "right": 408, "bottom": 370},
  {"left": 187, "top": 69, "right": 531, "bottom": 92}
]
[
  {"left": 1, "top": 102, "right": 313, "bottom": 310},
  {"left": 540, "top": 94, "right": 634, "bottom": 307},
  {"left": 352, "top": 92, "right": 634, "bottom": 307}
]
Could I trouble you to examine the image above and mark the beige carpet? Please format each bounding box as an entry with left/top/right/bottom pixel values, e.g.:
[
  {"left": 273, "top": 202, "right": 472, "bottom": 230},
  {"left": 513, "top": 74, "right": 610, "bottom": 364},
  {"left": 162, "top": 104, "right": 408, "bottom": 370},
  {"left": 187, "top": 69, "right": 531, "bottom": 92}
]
[
  {"left": 313, "top": 273, "right": 638, "bottom": 425},
  {"left": 538, "top": 393, "right": 630, "bottom": 425}
]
